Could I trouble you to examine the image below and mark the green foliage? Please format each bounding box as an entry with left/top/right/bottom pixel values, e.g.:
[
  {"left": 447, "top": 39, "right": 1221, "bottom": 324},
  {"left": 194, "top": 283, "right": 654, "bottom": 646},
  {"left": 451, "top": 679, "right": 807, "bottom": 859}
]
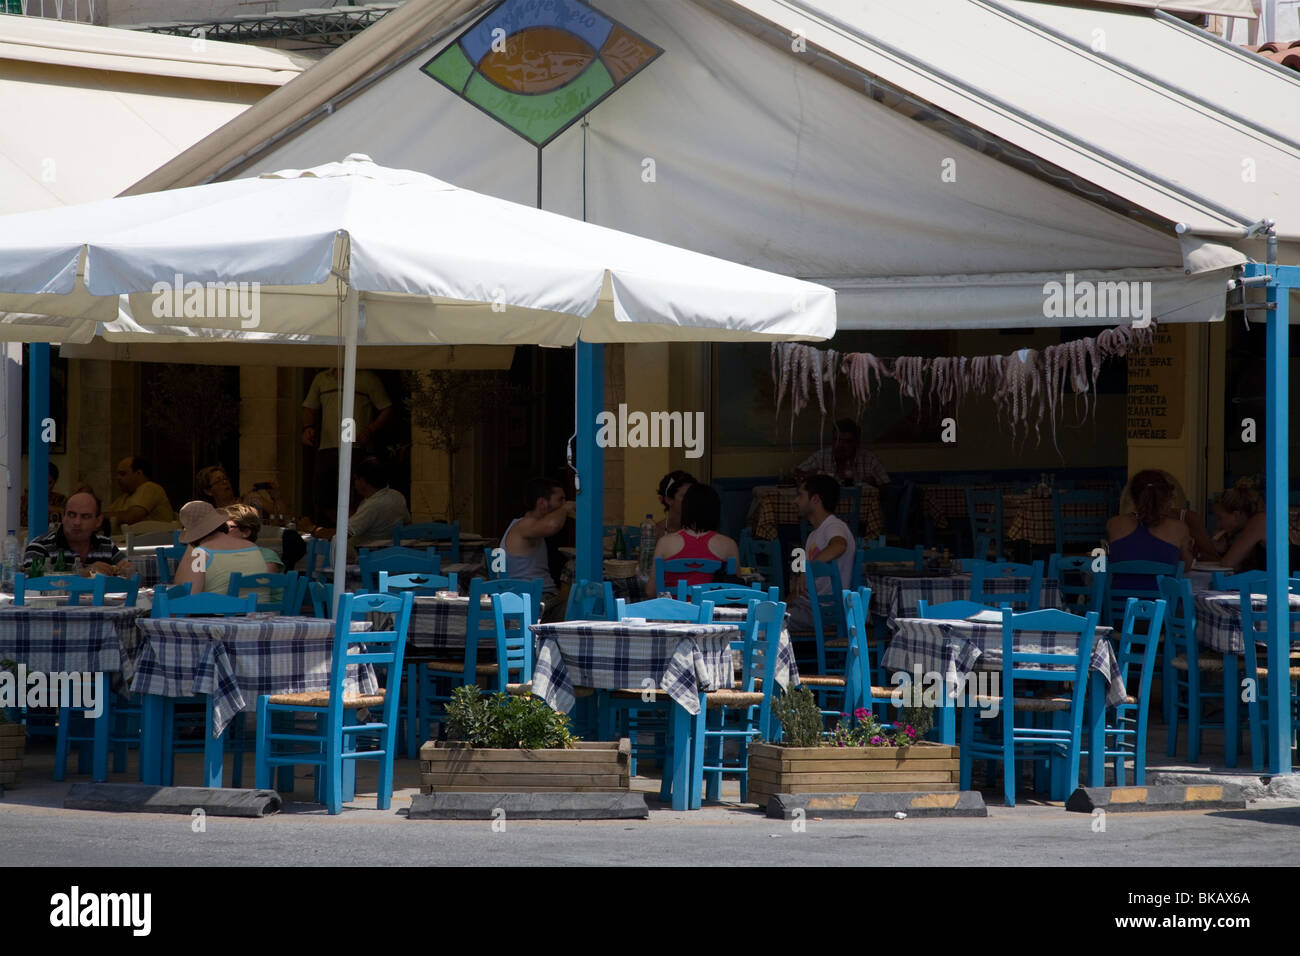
[
  {"left": 771, "top": 687, "right": 927, "bottom": 748},
  {"left": 0, "top": 660, "right": 15, "bottom": 725},
  {"left": 771, "top": 687, "right": 824, "bottom": 748},
  {"left": 444, "top": 684, "right": 575, "bottom": 750}
]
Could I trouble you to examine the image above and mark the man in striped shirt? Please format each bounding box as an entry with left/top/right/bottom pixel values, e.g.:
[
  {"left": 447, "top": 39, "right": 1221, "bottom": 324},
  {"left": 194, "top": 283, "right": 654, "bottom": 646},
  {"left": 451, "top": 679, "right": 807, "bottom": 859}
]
[{"left": 23, "top": 491, "right": 133, "bottom": 576}]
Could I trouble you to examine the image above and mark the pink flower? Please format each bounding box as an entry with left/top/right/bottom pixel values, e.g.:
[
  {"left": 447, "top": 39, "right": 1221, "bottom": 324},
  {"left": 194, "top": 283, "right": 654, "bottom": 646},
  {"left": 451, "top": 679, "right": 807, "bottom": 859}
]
[{"left": 854, "top": 708, "right": 869, "bottom": 719}]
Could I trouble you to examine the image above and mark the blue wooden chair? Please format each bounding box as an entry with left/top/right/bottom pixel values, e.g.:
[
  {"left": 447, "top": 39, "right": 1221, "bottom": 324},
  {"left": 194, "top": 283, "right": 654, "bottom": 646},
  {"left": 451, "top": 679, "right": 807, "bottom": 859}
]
[
  {"left": 852, "top": 542, "right": 923, "bottom": 587},
  {"left": 13, "top": 572, "right": 107, "bottom": 606},
  {"left": 1237, "top": 578, "right": 1300, "bottom": 773},
  {"left": 303, "top": 537, "right": 333, "bottom": 583},
  {"left": 154, "top": 542, "right": 187, "bottom": 585},
  {"left": 739, "top": 528, "right": 784, "bottom": 597},
  {"left": 653, "top": 555, "right": 737, "bottom": 596},
  {"left": 565, "top": 579, "right": 617, "bottom": 621},
  {"left": 1051, "top": 489, "right": 1112, "bottom": 555},
  {"left": 1047, "top": 553, "right": 1106, "bottom": 615},
  {"left": 791, "top": 562, "right": 850, "bottom": 699},
  {"left": 916, "top": 599, "right": 995, "bottom": 619},
  {"left": 101, "top": 574, "right": 142, "bottom": 606},
  {"left": 839, "top": 485, "right": 864, "bottom": 537},
  {"left": 307, "top": 580, "right": 331, "bottom": 618},
  {"left": 357, "top": 546, "right": 440, "bottom": 591},
  {"left": 967, "top": 559, "right": 1044, "bottom": 611},
  {"left": 375, "top": 571, "right": 454, "bottom": 756},
  {"left": 377, "top": 570, "right": 458, "bottom": 597},
  {"left": 1210, "top": 569, "right": 1267, "bottom": 593},
  {"left": 255, "top": 590, "right": 414, "bottom": 813},
  {"left": 682, "top": 583, "right": 778, "bottom": 605},
  {"left": 226, "top": 571, "right": 306, "bottom": 615},
  {"left": 605, "top": 596, "right": 714, "bottom": 784},
  {"left": 393, "top": 521, "right": 460, "bottom": 562},
  {"left": 1080, "top": 597, "right": 1167, "bottom": 786},
  {"left": 697, "top": 599, "right": 787, "bottom": 805},
  {"left": 965, "top": 488, "right": 1003, "bottom": 560},
  {"left": 795, "top": 587, "right": 889, "bottom": 723},
  {"left": 959, "top": 607, "right": 1098, "bottom": 806},
  {"left": 1160, "top": 575, "right": 1242, "bottom": 766},
  {"left": 483, "top": 592, "right": 536, "bottom": 694},
  {"left": 1102, "top": 559, "right": 1182, "bottom": 627}
]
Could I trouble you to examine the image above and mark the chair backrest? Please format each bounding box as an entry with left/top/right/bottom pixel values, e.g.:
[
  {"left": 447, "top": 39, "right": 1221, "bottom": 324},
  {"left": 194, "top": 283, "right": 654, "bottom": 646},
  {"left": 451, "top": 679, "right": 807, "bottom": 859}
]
[
  {"left": 1051, "top": 488, "right": 1112, "bottom": 554},
  {"left": 329, "top": 590, "right": 413, "bottom": 732},
  {"left": 1104, "top": 559, "right": 1183, "bottom": 626},
  {"left": 227, "top": 571, "right": 306, "bottom": 615},
  {"left": 101, "top": 574, "right": 142, "bottom": 607},
  {"left": 1047, "top": 553, "right": 1106, "bottom": 615},
  {"left": 615, "top": 596, "right": 714, "bottom": 623},
  {"left": 303, "top": 537, "right": 333, "bottom": 582},
  {"left": 393, "top": 521, "right": 460, "bottom": 562},
  {"left": 738, "top": 529, "right": 783, "bottom": 596},
  {"left": 682, "top": 583, "right": 778, "bottom": 605},
  {"left": 736, "top": 599, "right": 787, "bottom": 740},
  {"left": 967, "top": 559, "right": 1044, "bottom": 611},
  {"left": 491, "top": 591, "right": 536, "bottom": 691},
  {"left": 154, "top": 542, "right": 187, "bottom": 585},
  {"left": 357, "top": 546, "right": 440, "bottom": 591},
  {"left": 965, "top": 488, "right": 1003, "bottom": 556},
  {"left": 13, "top": 573, "right": 108, "bottom": 606},
  {"left": 839, "top": 485, "right": 863, "bottom": 536},
  {"left": 1000, "top": 608, "right": 1097, "bottom": 728},
  {"left": 804, "top": 561, "right": 848, "bottom": 640},
  {"left": 1112, "top": 597, "right": 1167, "bottom": 712},
  {"left": 1236, "top": 577, "right": 1300, "bottom": 683},
  {"left": 654, "top": 555, "right": 736, "bottom": 596},
  {"left": 377, "top": 570, "right": 459, "bottom": 597},
  {"left": 916, "top": 599, "right": 993, "bottom": 620},
  {"left": 565, "top": 579, "right": 617, "bottom": 621},
  {"left": 854, "top": 543, "right": 924, "bottom": 585},
  {"left": 151, "top": 589, "right": 257, "bottom": 618},
  {"left": 841, "top": 590, "right": 875, "bottom": 716},
  {"left": 307, "top": 580, "right": 331, "bottom": 618},
  {"left": 463, "top": 577, "right": 545, "bottom": 673},
  {"left": 1210, "top": 569, "right": 1267, "bottom": 592}
]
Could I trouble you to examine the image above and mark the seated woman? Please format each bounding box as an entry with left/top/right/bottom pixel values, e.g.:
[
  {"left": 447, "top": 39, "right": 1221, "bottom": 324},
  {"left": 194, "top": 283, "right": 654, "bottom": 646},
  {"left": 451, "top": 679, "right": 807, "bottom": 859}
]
[
  {"left": 172, "top": 500, "right": 275, "bottom": 596},
  {"left": 1118, "top": 469, "right": 1217, "bottom": 560},
  {"left": 1212, "top": 479, "right": 1267, "bottom": 572},
  {"left": 647, "top": 483, "right": 739, "bottom": 597},
  {"left": 225, "top": 504, "right": 286, "bottom": 605},
  {"left": 196, "top": 464, "right": 240, "bottom": 509},
  {"left": 1106, "top": 470, "right": 1193, "bottom": 591},
  {"left": 652, "top": 470, "right": 696, "bottom": 539}
]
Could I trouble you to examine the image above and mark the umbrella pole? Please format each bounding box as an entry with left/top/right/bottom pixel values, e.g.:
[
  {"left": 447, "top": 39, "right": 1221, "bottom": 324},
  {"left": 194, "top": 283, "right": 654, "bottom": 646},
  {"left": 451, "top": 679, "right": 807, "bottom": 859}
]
[{"left": 331, "top": 291, "right": 360, "bottom": 610}]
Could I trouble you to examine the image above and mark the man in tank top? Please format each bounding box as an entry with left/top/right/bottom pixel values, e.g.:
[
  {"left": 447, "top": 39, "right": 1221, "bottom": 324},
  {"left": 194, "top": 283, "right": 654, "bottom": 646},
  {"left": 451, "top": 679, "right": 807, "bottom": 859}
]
[{"left": 502, "top": 477, "right": 572, "bottom": 621}]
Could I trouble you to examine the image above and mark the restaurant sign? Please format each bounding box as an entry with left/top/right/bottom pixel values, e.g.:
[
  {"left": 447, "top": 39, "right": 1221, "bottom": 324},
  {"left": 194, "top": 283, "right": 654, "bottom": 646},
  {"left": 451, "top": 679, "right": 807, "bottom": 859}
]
[
  {"left": 422, "top": 0, "right": 662, "bottom": 147},
  {"left": 1126, "top": 324, "right": 1184, "bottom": 441}
]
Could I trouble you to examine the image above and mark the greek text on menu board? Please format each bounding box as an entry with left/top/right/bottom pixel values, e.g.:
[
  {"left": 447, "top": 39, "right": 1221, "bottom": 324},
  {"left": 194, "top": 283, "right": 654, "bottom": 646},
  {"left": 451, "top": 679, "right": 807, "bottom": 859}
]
[{"left": 1126, "top": 325, "right": 1183, "bottom": 441}]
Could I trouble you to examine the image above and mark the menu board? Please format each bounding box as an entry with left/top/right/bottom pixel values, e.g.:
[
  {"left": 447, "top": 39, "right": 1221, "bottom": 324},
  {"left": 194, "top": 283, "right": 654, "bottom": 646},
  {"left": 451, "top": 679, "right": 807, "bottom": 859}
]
[{"left": 1126, "top": 325, "right": 1183, "bottom": 441}]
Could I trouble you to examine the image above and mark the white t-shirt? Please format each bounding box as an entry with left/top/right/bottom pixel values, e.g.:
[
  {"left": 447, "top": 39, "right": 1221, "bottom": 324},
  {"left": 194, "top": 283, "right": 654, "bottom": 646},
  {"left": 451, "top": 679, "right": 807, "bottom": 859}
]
[{"left": 806, "top": 514, "right": 855, "bottom": 594}]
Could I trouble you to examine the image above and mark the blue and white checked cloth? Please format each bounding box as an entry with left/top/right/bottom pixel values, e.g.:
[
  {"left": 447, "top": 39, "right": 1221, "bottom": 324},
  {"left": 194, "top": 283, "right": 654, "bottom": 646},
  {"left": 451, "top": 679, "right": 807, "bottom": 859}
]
[
  {"left": 530, "top": 621, "right": 741, "bottom": 716},
  {"left": 866, "top": 573, "right": 1062, "bottom": 621},
  {"left": 1194, "top": 590, "right": 1300, "bottom": 655},
  {"left": 883, "top": 617, "right": 1124, "bottom": 706},
  {"left": 0, "top": 604, "right": 147, "bottom": 675},
  {"left": 130, "top": 615, "right": 378, "bottom": 736},
  {"left": 709, "top": 604, "right": 800, "bottom": 689},
  {"left": 373, "top": 593, "right": 546, "bottom": 655}
]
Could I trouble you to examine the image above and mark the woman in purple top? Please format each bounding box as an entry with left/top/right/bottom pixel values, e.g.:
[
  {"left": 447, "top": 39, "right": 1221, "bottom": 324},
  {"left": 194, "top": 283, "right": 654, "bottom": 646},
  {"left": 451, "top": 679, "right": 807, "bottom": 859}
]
[{"left": 1105, "top": 470, "right": 1192, "bottom": 591}]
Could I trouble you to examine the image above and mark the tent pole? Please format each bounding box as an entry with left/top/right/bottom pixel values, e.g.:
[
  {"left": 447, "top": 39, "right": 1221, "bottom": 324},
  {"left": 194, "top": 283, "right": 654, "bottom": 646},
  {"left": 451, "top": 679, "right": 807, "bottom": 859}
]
[
  {"left": 575, "top": 339, "right": 603, "bottom": 586},
  {"left": 332, "top": 291, "right": 361, "bottom": 610},
  {"left": 27, "top": 343, "right": 50, "bottom": 541}
]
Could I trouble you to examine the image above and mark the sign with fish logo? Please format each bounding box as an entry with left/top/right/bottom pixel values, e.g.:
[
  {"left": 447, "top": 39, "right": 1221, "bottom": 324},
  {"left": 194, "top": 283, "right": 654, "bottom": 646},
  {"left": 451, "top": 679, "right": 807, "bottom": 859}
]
[{"left": 422, "top": 0, "right": 662, "bottom": 147}]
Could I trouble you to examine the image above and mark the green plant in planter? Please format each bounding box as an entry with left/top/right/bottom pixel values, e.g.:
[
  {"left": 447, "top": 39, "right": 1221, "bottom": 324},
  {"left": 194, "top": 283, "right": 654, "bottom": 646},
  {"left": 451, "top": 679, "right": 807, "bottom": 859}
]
[
  {"left": 444, "top": 685, "right": 576, "bottom": 749},
  {"left": 772, "top": 686, "right": 930, "bottom": 748},
  {"left": 0, "top": 659, "right": 16, "bottom": 725},
  {"left": 771, "top": 687, "right": 824, "bottom": 748}
]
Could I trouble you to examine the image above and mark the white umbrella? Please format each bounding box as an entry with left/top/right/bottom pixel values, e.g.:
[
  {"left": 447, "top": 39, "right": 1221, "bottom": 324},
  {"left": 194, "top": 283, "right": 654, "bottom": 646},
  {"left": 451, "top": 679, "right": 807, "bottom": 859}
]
[{"left": 0, "top": 154, "right": 835, "bottom": 599}]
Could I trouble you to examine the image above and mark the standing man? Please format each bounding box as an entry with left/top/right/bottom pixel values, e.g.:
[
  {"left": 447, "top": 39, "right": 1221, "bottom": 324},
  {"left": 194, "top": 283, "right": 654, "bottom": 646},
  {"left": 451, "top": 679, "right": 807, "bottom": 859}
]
[
  {"left": 103, "top": 456, "right": 175, "bottom": 532},
  {"left": 301, "top": 367, "right": 394, "bottom": 526},
  {"left": 502, "top": 477, "right": 572, "bottom": 621},
  {"left": 793, "top": 418, "right": 889, "bottom": 487},
  {"left": 786, "top": 474, "right": 856, "bottom": 631},
  {"left": 24, "top": 491, "right": 134, "bottom": 576}
]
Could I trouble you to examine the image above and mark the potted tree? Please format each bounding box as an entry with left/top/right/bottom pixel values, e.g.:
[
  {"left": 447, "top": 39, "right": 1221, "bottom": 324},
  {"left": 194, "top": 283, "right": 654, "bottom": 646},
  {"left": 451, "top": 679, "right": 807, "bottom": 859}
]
[
  {"left": 0, "top": 660, "right": 25, "bottom": 790},
  {"left": 747, "top": 688, "right": 957, "bottom": 808},
  {"left": 419, "top": 686, "right": 630, "bottom": 793}
]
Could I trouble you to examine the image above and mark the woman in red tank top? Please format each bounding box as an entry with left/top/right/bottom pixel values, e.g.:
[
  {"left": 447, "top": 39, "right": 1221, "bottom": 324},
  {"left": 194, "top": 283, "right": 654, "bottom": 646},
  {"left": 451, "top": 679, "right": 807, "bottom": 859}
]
[{"left": 646, "top": 484, "right": 740, "bottom": 596}]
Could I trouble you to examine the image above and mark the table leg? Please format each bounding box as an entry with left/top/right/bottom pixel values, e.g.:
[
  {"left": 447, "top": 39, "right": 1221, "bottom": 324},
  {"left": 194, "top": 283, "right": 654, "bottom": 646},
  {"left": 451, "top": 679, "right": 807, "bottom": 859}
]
[
  {"left": 140, "top": 695, "right": 164, "bottom": 785},
  {"left": 1087, "top": 672, "right": 1106, "bottom": 788},
  {"left": 203, "top": 695, "right": 225, "bottom": 789},
  {"left": 669, "top": 698, "right": 695, "bottom": 811},
  {"left": 92, "top": 673, "right": 110, "bottom": 783},
  {"left": 690, "top": 694, "right": 706, "bottom": 810}
]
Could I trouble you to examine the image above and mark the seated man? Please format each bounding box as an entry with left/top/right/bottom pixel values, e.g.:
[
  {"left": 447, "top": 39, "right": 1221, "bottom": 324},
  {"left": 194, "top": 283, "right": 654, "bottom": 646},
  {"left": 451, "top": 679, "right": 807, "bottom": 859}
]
[
  {"left": 792, "top": 418, "right": 888, "bottom": 487},
  {"left": 503, "top": 477, "right": 571, "bottom": 622},
  {"left": 786, "top": 474, "right": 857, "bottom": 632},
  {"left": 24, "top": 490, "right": 134, "bottom": 577},
  {"left": 299, "top": 457, "right": 410, "bottom": 561},
  {"left": 104, "top": 456, "right": 176, "bottom": 532}
]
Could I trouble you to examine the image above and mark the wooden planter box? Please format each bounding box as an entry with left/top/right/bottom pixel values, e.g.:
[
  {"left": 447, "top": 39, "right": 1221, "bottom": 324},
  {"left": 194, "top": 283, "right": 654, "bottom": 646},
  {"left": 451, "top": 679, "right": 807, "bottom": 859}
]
[
  {"left": 748, "top": 741, "right": 959, "bottom": 807},
  {"left": 419, "top": 739, "right": 631, "bottom": 793},
  {"left": 0, "top": 723, "right": 26, "bottom": 788}
]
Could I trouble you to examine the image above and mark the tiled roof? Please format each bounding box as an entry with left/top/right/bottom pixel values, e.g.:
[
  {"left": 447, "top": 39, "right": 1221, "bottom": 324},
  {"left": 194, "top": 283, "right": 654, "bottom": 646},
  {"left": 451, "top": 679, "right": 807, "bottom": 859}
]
[{"left": 1245, "top": 41, "right": 1300, "bottom": 71}]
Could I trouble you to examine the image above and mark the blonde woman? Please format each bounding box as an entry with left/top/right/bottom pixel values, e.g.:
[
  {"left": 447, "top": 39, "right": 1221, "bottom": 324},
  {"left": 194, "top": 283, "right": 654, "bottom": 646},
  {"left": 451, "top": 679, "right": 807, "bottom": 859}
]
[{"left": 1212, "top": 479, "right": 1268, "bottom": 572}]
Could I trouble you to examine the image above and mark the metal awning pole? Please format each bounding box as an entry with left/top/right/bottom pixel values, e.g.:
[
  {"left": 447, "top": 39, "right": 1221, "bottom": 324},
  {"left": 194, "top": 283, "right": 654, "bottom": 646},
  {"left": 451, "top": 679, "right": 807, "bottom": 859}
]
[{"left": 331, "top": 290, "right": 360, "bottom": 611}]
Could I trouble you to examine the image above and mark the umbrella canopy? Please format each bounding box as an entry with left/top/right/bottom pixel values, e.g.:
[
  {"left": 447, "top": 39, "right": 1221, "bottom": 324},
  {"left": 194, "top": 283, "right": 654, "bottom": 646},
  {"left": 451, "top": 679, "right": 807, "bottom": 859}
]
[
  {"left": 0, "top": 153, "right": 834, "bottom": 345},
  {"left": 0, "top": 154, "right": 835, "bottom": 599}
]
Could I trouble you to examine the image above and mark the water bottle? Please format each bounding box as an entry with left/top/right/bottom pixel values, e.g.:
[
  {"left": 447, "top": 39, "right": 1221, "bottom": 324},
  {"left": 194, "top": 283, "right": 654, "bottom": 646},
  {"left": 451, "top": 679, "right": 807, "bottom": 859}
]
[
  {"left": 2, "top": 530, "right": 17, "bottom": 592},
  {"left": 638, "top": 514, "right": 657, "bottom": 578},
  {"left": 72, "top": 554, "right": 84, "bottom": 577}
]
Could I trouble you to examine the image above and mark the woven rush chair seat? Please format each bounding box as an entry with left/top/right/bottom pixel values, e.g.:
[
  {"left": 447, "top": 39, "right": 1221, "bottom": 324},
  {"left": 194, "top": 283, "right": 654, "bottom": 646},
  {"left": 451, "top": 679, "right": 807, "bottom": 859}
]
[
  {"left": 425, "top": 659, "right": 471, "bottom": 673},
  {"left": 706, "top": 689, "right": 764, "bottom": 709},
  {"left": 790, "top": 674, "right": 893, "bottom": 698},
  {"left": 506, "top": 682, "right": 532, "bottom": 696},
  {"left": 972, "top": 693, "right": 1072, "bottom": 713},
  {"left": 267, "top": 690, "right": 386, "bottom": 709},
  {"left": 824, "top": 637, "right": 849, "bottom": 648},
  {"left": 1171, "top": 653, "right": 1224, "bottom": 673}
]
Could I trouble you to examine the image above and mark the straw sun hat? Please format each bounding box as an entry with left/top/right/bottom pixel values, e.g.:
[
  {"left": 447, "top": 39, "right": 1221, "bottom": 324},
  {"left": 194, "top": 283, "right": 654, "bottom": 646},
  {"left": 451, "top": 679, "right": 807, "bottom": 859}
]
[{"left": 178, "top": 500, "right": 230, "bottom": 544}]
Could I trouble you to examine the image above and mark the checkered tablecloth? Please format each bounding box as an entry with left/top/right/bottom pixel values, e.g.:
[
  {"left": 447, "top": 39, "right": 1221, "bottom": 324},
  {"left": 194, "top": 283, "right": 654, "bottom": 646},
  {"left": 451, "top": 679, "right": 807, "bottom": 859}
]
[
  {"left": 130, "top": 615, "right": 377, "bottom": 736},
  {"left": 0, "top": 604, "right": 148, "bottom": 675},
  {"left": 709, "top": 604, "right": 800, "bottom": 689},
  {"left": 883, "top": 616, "right": 1124, "bottom": 706},
  {"left": 371, "top": 592, "right": 548, "bottom": 656},
  {"left": 125, "top": 553, "right": 174, "bottom": 589},
  {"left": 751, "top": 485, "right": 883, "bottom": 541},
  {"left": 1193, "top": 590, "right": 1300, "bottom": 655},
  {"left": 531, "top": 621, "right": 740, "bottom": 715},
  {"left": 865, "top": 572, "right": 1062, "bottom": 621},
  {"left": 1004, "top": 493, "right": 1109, "bottom": 547},
  {"left": 920, "top": 484, "right": 1012, "bottom": 530}
]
